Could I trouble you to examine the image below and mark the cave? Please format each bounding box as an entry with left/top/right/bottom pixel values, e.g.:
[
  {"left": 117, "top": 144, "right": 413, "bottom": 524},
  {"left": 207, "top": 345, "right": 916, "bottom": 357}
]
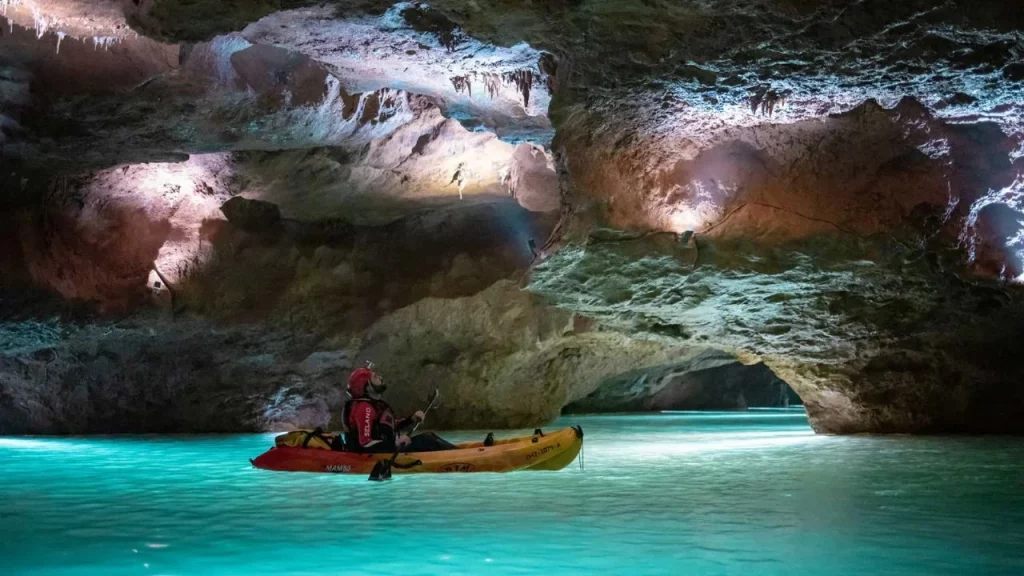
[{"left": 1, "top": 1, "right": 1023, "bottom": 574}]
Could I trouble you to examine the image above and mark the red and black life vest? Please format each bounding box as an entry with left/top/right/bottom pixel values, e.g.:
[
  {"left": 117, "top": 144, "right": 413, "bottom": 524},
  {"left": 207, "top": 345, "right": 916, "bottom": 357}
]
[{"left": 343, "top": 397, "right": 397, "bottom": 452}]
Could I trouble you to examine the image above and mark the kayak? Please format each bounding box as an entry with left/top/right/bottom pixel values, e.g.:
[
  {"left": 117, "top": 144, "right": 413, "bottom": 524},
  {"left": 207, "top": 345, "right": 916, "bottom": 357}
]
[{"left": 250, "top": 426, "right": 584, "bottom": 474}]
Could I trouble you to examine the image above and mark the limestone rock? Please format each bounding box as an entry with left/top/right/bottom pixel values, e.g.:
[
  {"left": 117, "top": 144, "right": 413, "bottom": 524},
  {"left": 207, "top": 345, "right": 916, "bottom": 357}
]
[
  {"left": 220, "top": 197, "right": 282, "bottom": 233},
  {"left": 3, "top": 0, "right": 1024, "bottom": 436},
  {"left": 565, "top": 349, "right": 799, "bottom": 413},
  {"left": 355, "top": 280, "right": 703, "bottom": 428},
  {"left": 530, "top": 230, "right": 1024, "bottom": 433},
  {"left": 0, "top": 317, "right": 348, "bottom": 434}
]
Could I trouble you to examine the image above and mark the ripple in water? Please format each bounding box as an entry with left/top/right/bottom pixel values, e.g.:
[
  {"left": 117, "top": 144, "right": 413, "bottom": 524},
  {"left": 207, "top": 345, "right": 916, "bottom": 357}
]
[{"left": 2, "top": 410, "right": 1023, "bottom": 575}]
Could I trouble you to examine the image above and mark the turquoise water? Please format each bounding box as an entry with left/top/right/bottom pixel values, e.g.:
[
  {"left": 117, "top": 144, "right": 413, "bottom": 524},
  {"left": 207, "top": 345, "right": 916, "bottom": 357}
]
[{"left": 2, "top": 410, "right": 1023, "bottom": 575}]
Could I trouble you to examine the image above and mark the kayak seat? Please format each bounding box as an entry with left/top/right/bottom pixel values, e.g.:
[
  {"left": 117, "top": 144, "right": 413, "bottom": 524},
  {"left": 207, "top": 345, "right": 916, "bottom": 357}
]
[
  {"left": 330, "top": 434, "right": 346, "bottom": 452},
  {"left": 391, "top": 459, "right": 424, "bottom": 470}
]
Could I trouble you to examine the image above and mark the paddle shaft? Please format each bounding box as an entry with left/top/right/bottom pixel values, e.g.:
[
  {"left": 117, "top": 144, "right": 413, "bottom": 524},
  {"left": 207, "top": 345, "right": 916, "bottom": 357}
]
[
  {"left": 371, "top": 391, "right": 440, "bottom": 481},
  {"left": 407, "top": 394, "right": 439, "bottom": 435}
]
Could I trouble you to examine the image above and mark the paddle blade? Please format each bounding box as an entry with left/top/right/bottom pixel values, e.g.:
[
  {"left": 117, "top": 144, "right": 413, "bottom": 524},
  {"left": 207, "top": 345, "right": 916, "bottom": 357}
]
[{"left": 368, "top": 460, "right": 392, "bottom": 482}]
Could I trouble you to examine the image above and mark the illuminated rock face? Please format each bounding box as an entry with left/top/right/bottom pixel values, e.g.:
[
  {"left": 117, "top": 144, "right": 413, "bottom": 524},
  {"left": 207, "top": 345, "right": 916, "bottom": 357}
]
[
  {"left": 534, "top": 97, "right": 1024, "bottom": 433},
  {"left": 239, "top": 5, "right": 553, "bottom": 142},
  {"left": 529, "top": 231, "right": 1024, "bottom": 433},
  {"left": 0, "top": 156, "right": 556, "bottom": 316},
  {"left": 2, "top": 1, "right": 1024, "bottom": 433},
  {"left": 564, "top": 349, "right": 798, "bottom": 414},
  {"left": 351, "top": 281, "right": 705, "bottom": 429},
  {"left": 0, "top": 3, "right": 556, "bottom": 172}
]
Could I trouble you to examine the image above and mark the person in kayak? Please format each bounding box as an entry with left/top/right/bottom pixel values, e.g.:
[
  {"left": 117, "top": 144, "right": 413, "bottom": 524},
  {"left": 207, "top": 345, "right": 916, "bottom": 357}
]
[{"left": 343, "top": 366, "right": 423, "bottom": 453}]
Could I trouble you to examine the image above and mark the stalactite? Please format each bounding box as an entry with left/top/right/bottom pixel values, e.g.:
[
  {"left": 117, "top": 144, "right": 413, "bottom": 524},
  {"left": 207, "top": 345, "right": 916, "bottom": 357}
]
[
  {"left": 91, "top": 36, "right": 118, "bottom": 51},
  {"left": 749, "top": 86, "right": 788, "bottom": 117},
  {"left": 451, "top": 75, "right": 472, "bottom": 97},
  {"left": 483, "top": 73, "right": 501, "bottom": 100},
  {"left": 1, "top": 0, "right": 19, "bottom": 17},
  {"left": 451, "top": 69, "right": 540, "bottom": 109},
  {"left": 31, "top": 6, "right": 48, "bottom": 39},
  {"left": 503, "top": 70, "right": 535, "bottom": 109}
]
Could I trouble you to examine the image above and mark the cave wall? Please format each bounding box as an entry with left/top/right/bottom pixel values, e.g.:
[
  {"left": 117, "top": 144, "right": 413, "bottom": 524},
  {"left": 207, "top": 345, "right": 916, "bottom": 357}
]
[
  {"left": 536, "top": 87, "right": 1024, "bottom": 434},
  {"left": 0, "top": 319, "right": 350, "bottom": 434},
  {"left": 564, "top": 349, "right": 799, "bottom": 414},
  {"left": 2, "top": 0, "right": 1024, "bottom": 434}
]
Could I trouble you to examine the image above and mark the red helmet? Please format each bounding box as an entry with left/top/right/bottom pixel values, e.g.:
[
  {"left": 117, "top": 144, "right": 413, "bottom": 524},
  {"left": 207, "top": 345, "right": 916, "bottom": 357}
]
[{"left": 347, "top": 367, "right": 375, "bottom": 398}]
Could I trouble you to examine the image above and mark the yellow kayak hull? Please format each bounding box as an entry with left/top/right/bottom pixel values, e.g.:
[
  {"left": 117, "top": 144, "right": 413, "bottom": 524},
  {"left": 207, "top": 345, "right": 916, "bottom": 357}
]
[{"left": 252, "top": 426, "right": 584, "bottom": 474}]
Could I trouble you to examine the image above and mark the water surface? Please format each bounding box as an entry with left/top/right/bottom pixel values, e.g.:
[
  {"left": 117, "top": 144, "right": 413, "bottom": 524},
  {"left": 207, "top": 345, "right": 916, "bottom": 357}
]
[{"left": 2, "top": 410, "right": 1022, "bottom": 575}]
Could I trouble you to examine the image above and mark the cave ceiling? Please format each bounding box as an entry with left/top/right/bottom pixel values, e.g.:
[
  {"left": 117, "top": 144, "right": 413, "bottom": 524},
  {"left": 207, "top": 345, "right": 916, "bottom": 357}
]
[{"left": 2, "top": 1, "right": 1024, "bottom": 433}]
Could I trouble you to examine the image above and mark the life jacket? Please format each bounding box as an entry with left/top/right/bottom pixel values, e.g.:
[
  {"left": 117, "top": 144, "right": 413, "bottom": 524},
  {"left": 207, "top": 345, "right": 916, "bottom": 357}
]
[{"left": 343, "top": 397, "right": 396, "bottom": 451}]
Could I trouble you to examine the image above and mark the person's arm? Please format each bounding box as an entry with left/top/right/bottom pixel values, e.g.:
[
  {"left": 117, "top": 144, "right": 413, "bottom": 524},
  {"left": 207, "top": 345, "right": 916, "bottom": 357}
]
[
  {"left": 378, "top": 421, "right": 399, "bottom": 452},
  {"left": 377, "top": 409, "right": 415, "bottom": 451},
  {"left": 395, "top": 411, "right": 426, "bottom": 433}
]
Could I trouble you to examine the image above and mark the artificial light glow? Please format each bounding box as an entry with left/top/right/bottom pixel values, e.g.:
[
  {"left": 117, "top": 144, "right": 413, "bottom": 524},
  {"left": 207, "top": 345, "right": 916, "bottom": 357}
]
[
  {"left": 85, "top": 156, "right": 234, "bottom": 285},
  {"left": 136, "top": 163, "right": 204, "bottom": 195},
  {"left": 666, "top": 209, "right": 705, "bottom": 234},
  {"left": 655, "top": 180, "right": 727, "bottom": 233},
  {"left": 961, "top": 174, "right": 1024, "bottom": 276}
]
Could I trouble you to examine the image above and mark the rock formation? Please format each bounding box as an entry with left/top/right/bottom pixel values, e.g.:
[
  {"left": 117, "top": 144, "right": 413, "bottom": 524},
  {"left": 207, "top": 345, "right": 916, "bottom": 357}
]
[
  {"left": 2, "top": 0, "right": 1024, "bottom": 434},
  {"left": 353, "top": 280, "right": 707, "bottom": 428},
  {"left": 0, "top": 316, "right": 352, "bottom": 434},
  {"left": 565, "top": 349, "right": 799, "bottom": 414}
]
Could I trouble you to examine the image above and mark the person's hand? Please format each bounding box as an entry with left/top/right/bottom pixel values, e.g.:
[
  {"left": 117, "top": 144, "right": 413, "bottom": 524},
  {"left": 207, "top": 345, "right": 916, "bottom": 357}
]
[
  {"left": 411, "top": 410, "right": 426, "bottom": 424},
  {"left": 397, "top": 434, "right": 411, "bottom": 449}
]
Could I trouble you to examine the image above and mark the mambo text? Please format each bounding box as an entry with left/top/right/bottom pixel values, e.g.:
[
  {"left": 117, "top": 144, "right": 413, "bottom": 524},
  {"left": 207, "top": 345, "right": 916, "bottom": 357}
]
[{"left": 325, "top": 464, "right": 352, "bottom": 473}]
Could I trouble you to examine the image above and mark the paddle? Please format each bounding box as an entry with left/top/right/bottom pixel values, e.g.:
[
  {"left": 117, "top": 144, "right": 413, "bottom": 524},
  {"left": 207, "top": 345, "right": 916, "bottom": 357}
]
[{"left": 369, "top": 388, "right": 440, "bottom": 482}]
